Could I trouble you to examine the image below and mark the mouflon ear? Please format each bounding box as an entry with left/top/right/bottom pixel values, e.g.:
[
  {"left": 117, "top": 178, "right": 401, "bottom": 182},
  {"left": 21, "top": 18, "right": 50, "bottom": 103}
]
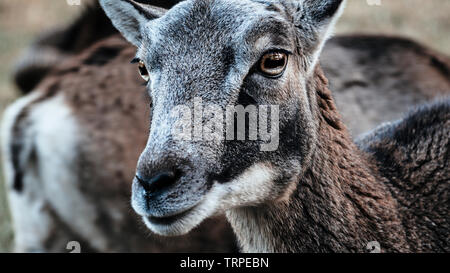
[
  {"left": 303, "top": 0, "right": 345, "bottom": 26},
  {"left": 286, "top": 0, "right": 346, "bottom": 71},
  {"left": 100, "top": 0, "right": 179, "bottom": 46}
]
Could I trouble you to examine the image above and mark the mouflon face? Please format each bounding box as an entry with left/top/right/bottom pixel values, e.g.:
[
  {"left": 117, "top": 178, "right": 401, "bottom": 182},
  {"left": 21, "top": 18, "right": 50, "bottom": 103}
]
[{"left": 101, "top": 0, "right": 345, "bottom": 236}]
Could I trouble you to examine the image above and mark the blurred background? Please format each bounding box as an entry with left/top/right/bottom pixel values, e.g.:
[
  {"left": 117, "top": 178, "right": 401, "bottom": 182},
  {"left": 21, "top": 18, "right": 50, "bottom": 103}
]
[{"left": 0, "top": 0, "right": 449, "bottom": 252}]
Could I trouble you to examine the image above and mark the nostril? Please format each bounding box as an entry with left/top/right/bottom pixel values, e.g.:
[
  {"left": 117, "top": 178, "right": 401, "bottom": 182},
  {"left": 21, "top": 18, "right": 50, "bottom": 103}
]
[
  {"left": 136, "top": 170, "right": 181, "bottom": 194},
  {"left": 135, "top": 173, "right": 151, "bottom": 192}
]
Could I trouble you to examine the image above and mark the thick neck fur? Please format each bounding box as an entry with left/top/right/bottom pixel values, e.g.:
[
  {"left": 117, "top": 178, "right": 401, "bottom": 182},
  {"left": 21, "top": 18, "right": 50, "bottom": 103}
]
[{"left": 227, "top": 66, "right": 410, "bottom": 253}]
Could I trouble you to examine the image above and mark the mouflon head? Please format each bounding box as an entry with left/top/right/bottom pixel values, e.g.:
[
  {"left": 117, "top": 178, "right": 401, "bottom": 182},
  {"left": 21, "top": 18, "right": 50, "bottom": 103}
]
[{"left": 101, "top": 0, "right": 346, "bottom": 236}]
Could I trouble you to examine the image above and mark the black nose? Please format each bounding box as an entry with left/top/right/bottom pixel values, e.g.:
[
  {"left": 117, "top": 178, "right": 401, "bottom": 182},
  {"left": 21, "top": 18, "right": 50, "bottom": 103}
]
[{"left": 135, "top": 171, "right": 180, "bottom": 194}]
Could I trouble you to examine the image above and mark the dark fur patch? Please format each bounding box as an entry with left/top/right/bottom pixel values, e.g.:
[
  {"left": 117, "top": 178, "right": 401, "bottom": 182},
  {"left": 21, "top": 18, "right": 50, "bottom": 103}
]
[
  {"left": 83, "top": 46, "right": 122, "bottom": 66},
  {"left": 54, "top": 2, "right": 118, "bottom": 53},
  {"left": 221, "top": 45, "right": 236, "bottom": 76},
  {"left": 265, "top": 3, "right": 282, "bottom": 13},
  {"left": 329, "top": 35, "right": 450, "bottom": 80},
  {"left": 10, "top": 108, "right": 30, "bottom": 193}
]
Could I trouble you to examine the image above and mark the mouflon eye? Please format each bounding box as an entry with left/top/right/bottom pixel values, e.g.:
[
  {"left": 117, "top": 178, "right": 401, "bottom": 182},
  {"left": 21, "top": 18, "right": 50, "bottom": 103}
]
[
  {"left": 259, "top": 51, "right": 288, "bottom": 78},
  {"left": 138, "top": 60, "right": 150, "bottom": 82}
]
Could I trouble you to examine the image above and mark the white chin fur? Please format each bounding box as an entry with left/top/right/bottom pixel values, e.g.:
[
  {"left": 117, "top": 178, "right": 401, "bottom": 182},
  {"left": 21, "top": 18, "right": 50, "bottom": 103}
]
[{"left": 142, "top": 194, "right": 221, "bottom": 236}]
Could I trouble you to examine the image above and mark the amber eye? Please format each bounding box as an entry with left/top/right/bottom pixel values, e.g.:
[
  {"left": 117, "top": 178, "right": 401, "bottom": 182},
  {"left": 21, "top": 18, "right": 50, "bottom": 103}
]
[
  {"left": 259, "top": 51, "right": 288, "bottom": 78},
  {"left": 138, "top": 60, "right": 150, "bottom": 82}
]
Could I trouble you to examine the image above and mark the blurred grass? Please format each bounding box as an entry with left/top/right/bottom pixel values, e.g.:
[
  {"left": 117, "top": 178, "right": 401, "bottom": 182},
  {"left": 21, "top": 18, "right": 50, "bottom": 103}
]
[
  {"left": 338, "top": 0, "right": 450, "bottom": 55},
  {"left": 0, "top": 0, "right": 449, "bottom": 252},
  {"left": 0, "top": 0, "right": 80, "bottom": 110}
]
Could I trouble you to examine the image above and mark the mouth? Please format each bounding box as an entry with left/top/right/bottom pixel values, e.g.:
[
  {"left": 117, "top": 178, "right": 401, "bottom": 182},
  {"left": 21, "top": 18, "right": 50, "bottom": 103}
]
[
  {"left": 140, "top": 187, "right": 226, "bottom": 237},
  {"left": 137, "top": 182, "right": 226, "bottom": 236},
  {"left": 145, "top": 204, "right": 199, "bottom": 226}
]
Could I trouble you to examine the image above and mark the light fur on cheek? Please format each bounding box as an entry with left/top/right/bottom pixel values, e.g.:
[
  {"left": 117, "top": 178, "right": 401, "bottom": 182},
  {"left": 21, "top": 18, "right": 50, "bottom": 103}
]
[{"left": 214, "top": 162, "right": 277, "bottom": 210}]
